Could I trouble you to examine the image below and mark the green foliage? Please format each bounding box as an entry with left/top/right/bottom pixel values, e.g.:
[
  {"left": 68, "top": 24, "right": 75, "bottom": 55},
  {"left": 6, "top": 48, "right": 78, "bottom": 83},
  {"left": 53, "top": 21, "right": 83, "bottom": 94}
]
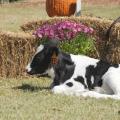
[
  {"left": 0, "top": 78, "right": 120, "bottom": 120},
  {"left": 60, "top": 33, "right": 95, "bottom": 55},
  {"left": 38, "top": 33, "right": 95, "bottom": 55}
]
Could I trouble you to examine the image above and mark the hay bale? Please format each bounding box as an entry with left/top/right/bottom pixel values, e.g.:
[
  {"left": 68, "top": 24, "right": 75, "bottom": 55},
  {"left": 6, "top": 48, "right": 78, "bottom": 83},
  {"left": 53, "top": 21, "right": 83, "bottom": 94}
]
[
  {"left": 0, "top": 31, "right": 37, "bottom": 77},
  {"left": 21, "top": 16, "right": 113, "bottom": 33},
  {"left": 21, "top": 16, "right": 120, "bottom": 64}
]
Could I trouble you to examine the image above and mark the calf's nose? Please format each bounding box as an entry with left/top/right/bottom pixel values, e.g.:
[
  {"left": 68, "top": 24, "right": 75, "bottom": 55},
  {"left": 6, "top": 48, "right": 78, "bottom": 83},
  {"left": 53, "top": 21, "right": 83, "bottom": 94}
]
[{"left": 25, "top": 64, "right": 32, "bottom": 74}]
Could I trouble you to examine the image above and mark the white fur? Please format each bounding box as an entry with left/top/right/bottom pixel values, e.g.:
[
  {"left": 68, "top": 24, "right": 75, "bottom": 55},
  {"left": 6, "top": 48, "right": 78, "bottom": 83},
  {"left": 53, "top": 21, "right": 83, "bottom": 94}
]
[
  {"left": 26, "top": 63, "right": 31, "bottom": 72},
  {"left": 26, "top": 45, "right": 44, "bottom": 73},
  {"left": 47, "top": 68, "right": 55, "bottom": 79},
  {"left": 102, "top": 66, "right": 120, "bottom": 95},
  {"left": 52, "top": 79, "right": 87, "bottom": 95},
  {"left": 70, "top": 54, "right": 98, "bottom": 77},
  {"left": 36, "top": 45, "right": 44, "bottom": 54},
  {"left": 91, "top": 76, "right": 94, "bottom": 85},
  {"left": 52, "top": 85, "right": 120, "bottom": 100},
  {"left": 52, "top": 54, "right": 120, "bottom": 100}
]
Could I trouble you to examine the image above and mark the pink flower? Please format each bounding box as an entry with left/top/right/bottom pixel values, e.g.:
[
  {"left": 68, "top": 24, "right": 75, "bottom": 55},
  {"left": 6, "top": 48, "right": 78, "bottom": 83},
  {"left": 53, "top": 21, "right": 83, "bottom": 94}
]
[
  {"left": 37, "top": 33, "right": 42, "bottom": 38},
  {"left": 89, "top": 27, "right": 94, "bottom": 33},
  {"left": 84, "top": 27, "right": 90, "bottom": 33},
  {"left": 34, "top": 20, "right": 94, "bottom": 41}
]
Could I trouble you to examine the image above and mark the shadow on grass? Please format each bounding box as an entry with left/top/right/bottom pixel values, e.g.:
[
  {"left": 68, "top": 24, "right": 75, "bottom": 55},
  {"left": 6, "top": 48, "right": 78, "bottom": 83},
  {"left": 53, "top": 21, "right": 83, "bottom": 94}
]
[{"left": 13, "top": 84, "right": 50, "bottom": 92}]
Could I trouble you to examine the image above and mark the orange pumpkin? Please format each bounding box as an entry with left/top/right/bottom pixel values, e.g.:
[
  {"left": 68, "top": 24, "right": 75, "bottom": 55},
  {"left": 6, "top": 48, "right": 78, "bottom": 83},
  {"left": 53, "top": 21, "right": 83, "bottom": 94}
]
[{"left": 46, "top": 0, "right": 76, "bottom": 17}]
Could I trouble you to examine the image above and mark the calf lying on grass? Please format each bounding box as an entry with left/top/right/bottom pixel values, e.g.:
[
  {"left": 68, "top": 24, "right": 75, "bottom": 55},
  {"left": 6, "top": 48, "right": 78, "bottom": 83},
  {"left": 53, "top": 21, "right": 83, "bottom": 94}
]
[
  {"left": 26, "top": 18, "right": 120, "bottom": 100},
  {"left": 26, "top": 39, "right": 120, "bottom": 100}
]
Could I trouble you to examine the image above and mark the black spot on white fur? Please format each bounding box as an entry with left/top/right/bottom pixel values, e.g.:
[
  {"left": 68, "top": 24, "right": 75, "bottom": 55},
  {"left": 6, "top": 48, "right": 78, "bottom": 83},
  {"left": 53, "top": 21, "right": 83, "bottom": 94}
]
[
  {"left": 66, "top": 82, "right": 73, "bottom": 87},
  {"left": 27, "top": 40, "right": 59, "bottom": 75},
  {"left": 53, "top": 52, "right": 75, "bottom": 86},
  {"left": 85, "top": 60, "right": 119, "bottom": 90},
  {"left": 74, "top": 76, "right": 87, "bottom": 88}
]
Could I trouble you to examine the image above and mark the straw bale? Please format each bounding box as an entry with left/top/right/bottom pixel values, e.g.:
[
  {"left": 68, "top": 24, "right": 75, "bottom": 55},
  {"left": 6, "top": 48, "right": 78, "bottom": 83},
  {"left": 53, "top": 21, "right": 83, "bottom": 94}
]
[{"left": 0, "top": 31, "right": 37, "bottom": 77}]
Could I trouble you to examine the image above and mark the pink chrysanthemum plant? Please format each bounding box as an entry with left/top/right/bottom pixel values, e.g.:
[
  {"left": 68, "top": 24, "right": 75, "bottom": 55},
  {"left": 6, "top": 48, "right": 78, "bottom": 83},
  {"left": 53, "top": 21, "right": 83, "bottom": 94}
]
[{"left": 33, "top": 20, "right": 95, "bottom": 55}]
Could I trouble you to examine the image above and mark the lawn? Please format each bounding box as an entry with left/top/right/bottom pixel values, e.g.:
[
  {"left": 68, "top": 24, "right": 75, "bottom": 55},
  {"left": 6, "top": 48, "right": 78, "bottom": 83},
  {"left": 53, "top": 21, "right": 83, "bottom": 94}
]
[
  {"left": 0, "top": 1, "right": 120, "bottom": 120},
  {"left": 83, "top": 4, "right": 120, "bottom": 19},
  {"left": 0, "top": 2, "right": 48, "bottom": 32},
  {"left": 0, "top": 77, "right": 120, "bottom": 120},
  {"left": 0, "top": 1, "right": 120, "bottom": 32}
]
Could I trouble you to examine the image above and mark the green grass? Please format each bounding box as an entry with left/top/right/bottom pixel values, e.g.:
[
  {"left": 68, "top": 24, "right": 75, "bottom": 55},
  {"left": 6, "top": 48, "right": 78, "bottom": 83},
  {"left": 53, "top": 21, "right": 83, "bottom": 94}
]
[
  {"left": 0, "top": 2, "right": 120, "bottom": 120},
  {"left": 0, "top": 4, "right": 48, "bottom": 32},
  {"left": 0, "top": 3, "right": 120, "bottom": 32},
  {"left": 60, "top": 34, "right": 95, "bottom": 55},
  {"left": 82, "top": 4, "right": 120, "bottom": 19},
  {"left": 0, "top": 77, "right": 120, "bottom": 120}
]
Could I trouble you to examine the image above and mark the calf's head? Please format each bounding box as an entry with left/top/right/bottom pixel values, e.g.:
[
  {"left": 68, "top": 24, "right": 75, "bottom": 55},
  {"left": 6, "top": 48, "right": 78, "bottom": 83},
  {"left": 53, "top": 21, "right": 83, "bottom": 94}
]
[{"left": 26, "top": 40, "right": 59, "bottom": 76}]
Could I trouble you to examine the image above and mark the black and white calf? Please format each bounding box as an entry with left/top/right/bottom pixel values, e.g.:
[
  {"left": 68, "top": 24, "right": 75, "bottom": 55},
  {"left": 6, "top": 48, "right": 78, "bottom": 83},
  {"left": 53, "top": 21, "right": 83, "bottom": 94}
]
[{"left": 26, "top": 40, "right": 120, "bottom": 100}]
